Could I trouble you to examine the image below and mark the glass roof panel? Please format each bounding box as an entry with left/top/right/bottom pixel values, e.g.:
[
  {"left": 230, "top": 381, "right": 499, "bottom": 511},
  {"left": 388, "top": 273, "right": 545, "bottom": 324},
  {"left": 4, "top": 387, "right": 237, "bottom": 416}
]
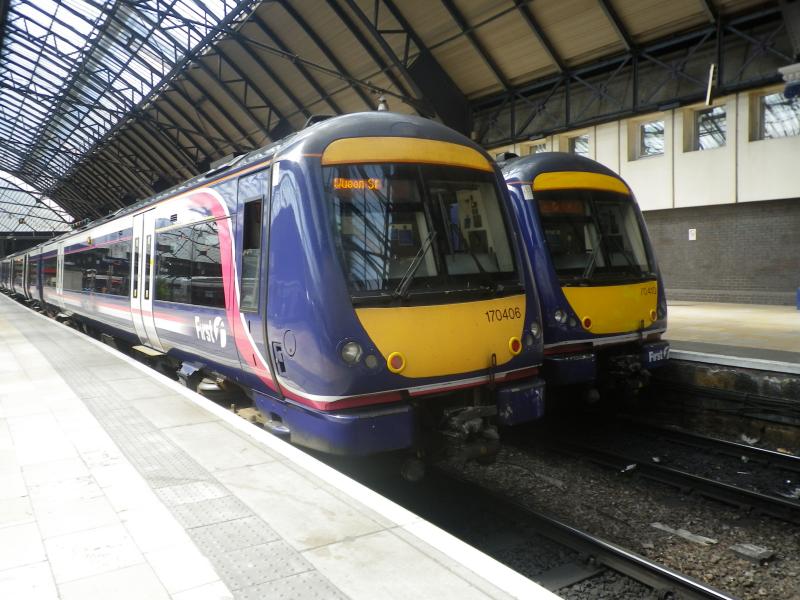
[
  {"left": 0, "top": 170, "right": 72, "bottom": 232},
  {"left": 0, "top": 0, "right": 248, "bottom": 217}
]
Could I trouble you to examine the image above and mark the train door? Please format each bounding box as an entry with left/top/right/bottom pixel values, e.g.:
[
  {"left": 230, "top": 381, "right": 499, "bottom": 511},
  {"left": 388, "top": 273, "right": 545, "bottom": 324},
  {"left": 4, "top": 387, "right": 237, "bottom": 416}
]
[
  {"left": 21, "top": 255, "right": 29, "bottom": 299},
  {"left": 130, "top": 209, "right": 163, "bottom": 351},
  {"left": 232, "top": 168, "right": 275, "bottom": 383},
  {"left": 56, "top": 243, "right": 64, "bottom": 310}
]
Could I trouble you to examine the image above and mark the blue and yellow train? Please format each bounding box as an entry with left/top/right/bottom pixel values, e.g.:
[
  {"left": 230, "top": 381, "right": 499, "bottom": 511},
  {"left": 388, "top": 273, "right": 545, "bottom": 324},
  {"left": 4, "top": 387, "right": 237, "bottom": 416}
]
[
  {"left": 501, "top": 152, "right": 669, "bottom": 398},
  {"left": 0, "top": 112, "right": 547, "bottom": 457}
]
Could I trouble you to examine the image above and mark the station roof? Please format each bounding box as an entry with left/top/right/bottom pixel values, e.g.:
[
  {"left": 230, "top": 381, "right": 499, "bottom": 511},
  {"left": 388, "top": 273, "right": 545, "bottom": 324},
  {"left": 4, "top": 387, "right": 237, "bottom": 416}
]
[{"left": 0, "top": 0, "right": 781, "bottom": 223}]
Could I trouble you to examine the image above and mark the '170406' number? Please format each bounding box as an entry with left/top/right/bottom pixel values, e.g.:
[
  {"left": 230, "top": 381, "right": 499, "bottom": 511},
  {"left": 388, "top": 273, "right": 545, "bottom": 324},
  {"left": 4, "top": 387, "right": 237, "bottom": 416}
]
[{"left": 485, "top": 307, "right": 522, "bottom": 323}]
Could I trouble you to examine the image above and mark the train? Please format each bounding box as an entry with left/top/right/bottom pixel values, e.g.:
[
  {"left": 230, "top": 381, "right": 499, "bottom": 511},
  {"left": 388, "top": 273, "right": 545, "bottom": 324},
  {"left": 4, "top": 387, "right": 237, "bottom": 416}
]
[
  {"left": 500, "top": 152, "right": 670, "bottom": 400},
  {"left": 0, "top": 112, "right": 547, "bottom": 462}
]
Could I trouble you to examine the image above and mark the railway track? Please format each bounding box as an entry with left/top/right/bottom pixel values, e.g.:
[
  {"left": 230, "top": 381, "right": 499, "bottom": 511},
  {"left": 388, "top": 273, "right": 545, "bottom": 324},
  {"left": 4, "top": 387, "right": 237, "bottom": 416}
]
[
  {"left": 328, "top": 452, "right": 738, "bottom": 599},
  {"left": 527, "top": 433, "right": 800, "bottom": 526},
  {"left": 433, "top": 466, "right": 737, "bottom": 600},
  {"left": 619, "top": 419, "right": 800, "bottom": 474}
]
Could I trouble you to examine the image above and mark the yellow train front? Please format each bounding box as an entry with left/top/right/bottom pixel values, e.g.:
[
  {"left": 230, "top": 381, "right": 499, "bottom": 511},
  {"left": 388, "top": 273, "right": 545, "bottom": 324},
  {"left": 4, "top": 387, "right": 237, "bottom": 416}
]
[{"left": 502, "top": 153, "right": 669, "bottom": 398}]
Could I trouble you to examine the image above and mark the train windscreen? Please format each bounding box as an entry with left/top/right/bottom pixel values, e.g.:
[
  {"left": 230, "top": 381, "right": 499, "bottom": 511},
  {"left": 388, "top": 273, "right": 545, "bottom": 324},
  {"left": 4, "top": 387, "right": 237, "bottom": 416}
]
[
  {"left": 535, "top": 189, "right": 654, "bottom": 284},
  {"left": 324, "top": 163, "right": 519, "bottom": 302}
]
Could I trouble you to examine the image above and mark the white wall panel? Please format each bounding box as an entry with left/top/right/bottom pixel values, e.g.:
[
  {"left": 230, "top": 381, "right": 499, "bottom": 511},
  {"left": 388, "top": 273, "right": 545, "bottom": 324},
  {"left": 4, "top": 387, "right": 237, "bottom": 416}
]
[{"left": 489, "top": 85, "right": 800, "bottom": 210}]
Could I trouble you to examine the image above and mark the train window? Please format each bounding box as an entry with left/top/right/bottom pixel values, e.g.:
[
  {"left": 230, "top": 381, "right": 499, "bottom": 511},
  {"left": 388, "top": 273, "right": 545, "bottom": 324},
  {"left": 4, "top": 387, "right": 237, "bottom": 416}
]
[
  {"left": 13, "top": 258, "right": 23, "bottom": 287},
  {"left": 63, "top": 250, "right": 82, "bottom": 291},
  {"left": 28, "top": 256, "right": 38, "bottom": 289},
  {"left": 94, "top": 237, "right": 132, "bottom": 297},
  {"left": 325, "top": 163, "right": 517, "bottom": 297},
  {"left": 153, "top": 219, "right": 227, "bottom": 308},
  {"left": 155, "top": 227, "right": 192, "bottom": 304},
  {"left": 42, "top": 256, "right": 57, "bottom": 288},
  {"left": 240, "top": 198, "right": 262, "bottom": 312},
  {"left": 132, "top": 238, "right": 140, "bottom": 298},
  {"left": 536, "top": 189, "right": 653, "bottom": 284},
  {"left": 190, "top": 220, "right": 225, "bottom": 308},
  {"left": 144, "top": 235, "right": 152, "bottom": 300}
]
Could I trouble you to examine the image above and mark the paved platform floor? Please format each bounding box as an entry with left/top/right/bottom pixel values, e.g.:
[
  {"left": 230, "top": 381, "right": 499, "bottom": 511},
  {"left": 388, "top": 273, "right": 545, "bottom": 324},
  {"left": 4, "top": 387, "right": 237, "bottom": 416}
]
[
  {"left": 0, "top": 294, "right": 555, "bottom": 600},
  {"left": 666, "top": 301, "right": 800, "bottom": 372}
]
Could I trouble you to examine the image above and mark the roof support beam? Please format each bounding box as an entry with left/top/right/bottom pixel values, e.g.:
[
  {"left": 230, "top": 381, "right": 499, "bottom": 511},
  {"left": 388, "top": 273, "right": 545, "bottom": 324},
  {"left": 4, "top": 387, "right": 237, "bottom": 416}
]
[
  {"left": 278, "top": 2, "right": 374, "bottom": 110},
  {"left": 596, "top": 0, "right": 635, "bottom": 51},
  {"left": 245, "top": 12, "right": 342, "bottom": 115},
  {"left": 220, "top": 38, "right": 310, "bottom": 122},
  {"left": 184, "top": 64, "right": 264, "bottom": 149},
  {"left": 324, "top": 0, "right": 418, "bottom": 109},
  {"left": 439, "top": 0, "right": 511, "bottom": 90},
  {"left": 340, "top": 0, "right": 432, "bottom": 115},
  {"left": 700, "top": 0, "right": 718, "bottom": 25},
  {"left": 513, "top": 0, "right": 566, "bottom": 73}
]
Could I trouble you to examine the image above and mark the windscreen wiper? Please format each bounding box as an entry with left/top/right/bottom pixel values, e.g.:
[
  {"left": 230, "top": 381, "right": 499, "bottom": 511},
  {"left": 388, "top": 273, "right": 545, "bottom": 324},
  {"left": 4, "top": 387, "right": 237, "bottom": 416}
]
[
  {"left": 582, "top": 246, "right": 599, "bottom": 280},
  {"left": 450, "top": 223, "right": 498, "bottom": 292},
  {"left": 393, "top": 230, "right": 437, "bottom": 299}
]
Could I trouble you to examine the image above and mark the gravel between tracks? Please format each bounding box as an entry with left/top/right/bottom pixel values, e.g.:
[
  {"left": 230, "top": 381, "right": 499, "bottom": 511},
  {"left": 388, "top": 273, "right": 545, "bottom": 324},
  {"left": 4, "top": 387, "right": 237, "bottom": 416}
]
[{"left": 441, "top": 443, "right": 800, "bottom": 600}]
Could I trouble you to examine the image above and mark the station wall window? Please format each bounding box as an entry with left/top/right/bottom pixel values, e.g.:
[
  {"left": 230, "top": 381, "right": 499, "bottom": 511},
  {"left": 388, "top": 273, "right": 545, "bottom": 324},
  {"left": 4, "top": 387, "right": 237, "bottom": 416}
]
[
  {"left": 155, "top": 219, "right": 226, "bottom": 309},
  {"left": 528, "top": 142, "right": 548, "bottom": 154},
  {"left": 638, "top": 120, "right": 664, "bottom": 157},
  {"left": 757, "top": 92, "right": 800, "bottom": 140},
  {"left": 693, "top": 106, "right": 726, "bottom": 150},
  {"left": 568, "top": 134, "right": 590, "bottom": 157}
]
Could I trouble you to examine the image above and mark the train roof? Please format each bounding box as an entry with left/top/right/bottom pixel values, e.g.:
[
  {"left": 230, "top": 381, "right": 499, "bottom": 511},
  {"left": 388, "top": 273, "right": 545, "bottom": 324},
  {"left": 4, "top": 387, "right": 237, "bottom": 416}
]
[
  {"left": 500, "top": 152, "right": 623, "bottom": 184},
  {"left": 3, "top": 112, "right": 495, "bottom": 260},
  {"left": 66, "top": 111, "right": 488, "bottom": 233}
]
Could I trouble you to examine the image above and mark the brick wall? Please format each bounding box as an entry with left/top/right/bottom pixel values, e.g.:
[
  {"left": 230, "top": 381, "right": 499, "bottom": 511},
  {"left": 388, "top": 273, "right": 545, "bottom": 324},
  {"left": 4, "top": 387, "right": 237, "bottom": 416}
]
[{"left": 642, "top": 199, "right": 800, "bottom": 305}]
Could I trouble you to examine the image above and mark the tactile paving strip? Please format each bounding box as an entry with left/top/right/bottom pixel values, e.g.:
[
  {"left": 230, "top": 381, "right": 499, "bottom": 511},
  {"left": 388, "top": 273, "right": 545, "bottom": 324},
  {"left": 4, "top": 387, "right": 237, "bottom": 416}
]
[{"left": 17, "top": 318, "right": 347, "bottom": 600}]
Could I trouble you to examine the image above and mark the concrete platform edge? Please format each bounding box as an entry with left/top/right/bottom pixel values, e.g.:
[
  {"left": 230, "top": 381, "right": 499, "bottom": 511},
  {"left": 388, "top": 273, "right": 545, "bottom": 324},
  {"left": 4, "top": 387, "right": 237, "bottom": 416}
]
[{"left": 670, "top": 349, "right": 800, "bottom": 375}]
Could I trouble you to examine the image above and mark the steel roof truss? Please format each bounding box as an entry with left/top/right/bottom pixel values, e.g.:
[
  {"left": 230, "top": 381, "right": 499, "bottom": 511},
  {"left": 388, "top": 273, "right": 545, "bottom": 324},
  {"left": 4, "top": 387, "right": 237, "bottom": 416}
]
[{"left": 278, "top": 2, "right": 373, "bottom": 109}]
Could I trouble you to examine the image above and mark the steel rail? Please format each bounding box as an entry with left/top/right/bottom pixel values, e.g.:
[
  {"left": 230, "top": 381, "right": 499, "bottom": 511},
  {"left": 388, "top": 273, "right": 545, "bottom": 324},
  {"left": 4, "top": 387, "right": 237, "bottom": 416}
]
[
  {"left": 435, "top": 467, "right": 738, "bottom": 600},
  {"left": 539, "top": 439, "right": 800, "bottom": 525},
  {"left": 620, "top": 418, "right": 800, "bottom": 474}
]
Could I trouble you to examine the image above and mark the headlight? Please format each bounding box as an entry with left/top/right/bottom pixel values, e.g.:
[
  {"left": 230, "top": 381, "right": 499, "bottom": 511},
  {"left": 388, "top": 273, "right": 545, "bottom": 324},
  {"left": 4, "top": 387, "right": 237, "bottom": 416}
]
[
  {"left": 530, "top": 321, "right": 541, "bottom": 338},
  {"left": 554, "top": 310, "right": 567, "bottom": 324},
  {"left": 341, "top": 341, "right": 363, "bottom": 364}
]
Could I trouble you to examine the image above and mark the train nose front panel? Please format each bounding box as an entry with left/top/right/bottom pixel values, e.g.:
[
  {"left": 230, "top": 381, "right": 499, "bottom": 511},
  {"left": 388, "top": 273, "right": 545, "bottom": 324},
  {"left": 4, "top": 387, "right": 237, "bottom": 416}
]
[{"left": 354, "top": 294, "right": 528, "bottom": 379}]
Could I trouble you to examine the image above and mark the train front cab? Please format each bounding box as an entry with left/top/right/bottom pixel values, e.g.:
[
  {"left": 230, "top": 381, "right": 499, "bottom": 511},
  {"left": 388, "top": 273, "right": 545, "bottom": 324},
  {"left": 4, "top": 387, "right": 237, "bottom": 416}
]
[
  {"left": 503, "top": 154, "right": 668, "bottom": 398},
  {"left": 254, "top": 114, "right": 547, "bottom": 456}
]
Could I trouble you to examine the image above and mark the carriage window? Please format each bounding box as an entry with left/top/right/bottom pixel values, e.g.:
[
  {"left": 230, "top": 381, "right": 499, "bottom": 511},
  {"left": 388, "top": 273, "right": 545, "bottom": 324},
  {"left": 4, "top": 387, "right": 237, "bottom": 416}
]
[
  {"left": 13, "top": 258, "right": 24, "bottom": 287},
  {"left": 42, "top": 256, "right": 58, "bottom": 288},
  {"left": 191, "top": 221, "right": 225, "bottom": 308},
  {"left": 144, "top": 235, "right": 152, "bottom": 300},
  {"left": 132, "top": 238, "right": 140, "bottom": 298},
  {"left": 155, "top": 227, "right": 193, "bottom": 303},
  {"left": 27, "top": 256, "right": 38, "bottom": 289},
  {"left": 154, "top": 219, "right": 226, "bottom": 308},
  {"left": 93, "top": 234, "right": 132, "bottom": 296},
  {"left": 63, "top": 248, "right": 100, "bottom": 292}
]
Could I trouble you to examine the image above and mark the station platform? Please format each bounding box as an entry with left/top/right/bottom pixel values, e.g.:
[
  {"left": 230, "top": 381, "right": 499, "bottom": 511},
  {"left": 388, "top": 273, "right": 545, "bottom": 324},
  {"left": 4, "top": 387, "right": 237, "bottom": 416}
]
[
  {"left": 0, "top": 294, "right": 556, "bottom": 600},
  {"left": 665, "top": 301, "right": 800, "bottom": 375}
]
